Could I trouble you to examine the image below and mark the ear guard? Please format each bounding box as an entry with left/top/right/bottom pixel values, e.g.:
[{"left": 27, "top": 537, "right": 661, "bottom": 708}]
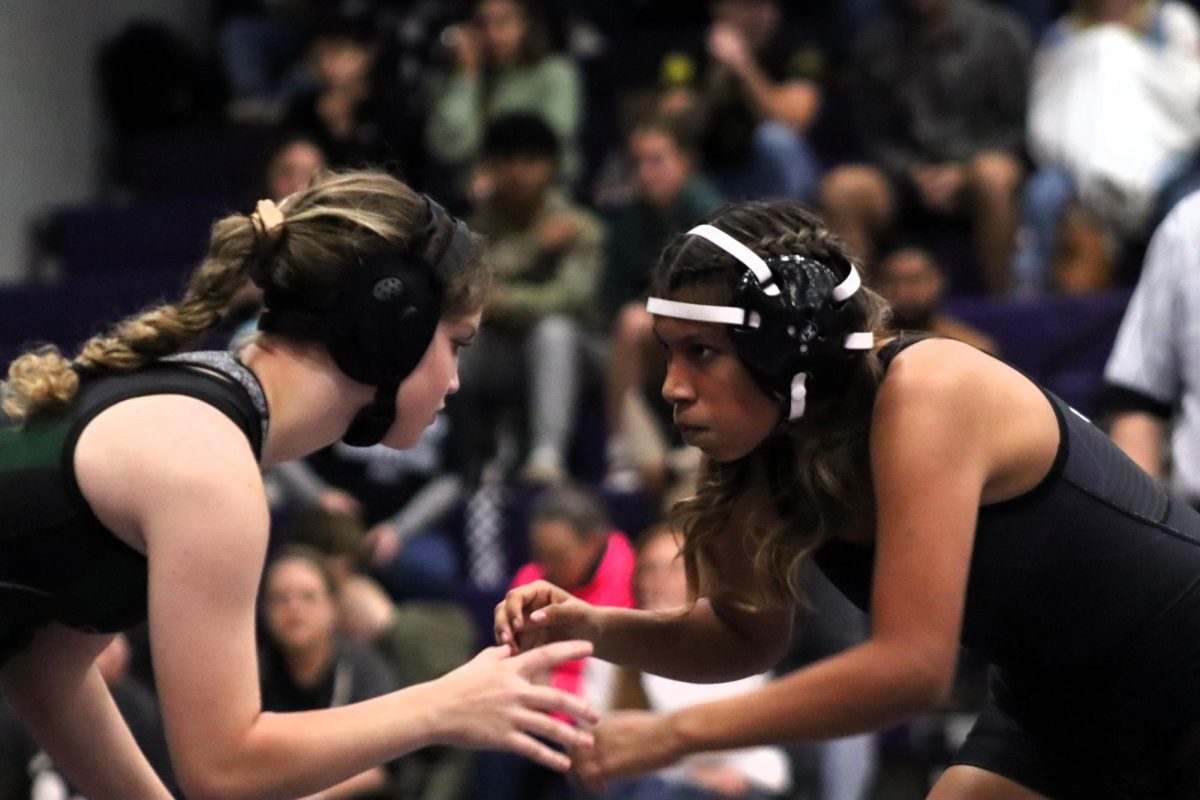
[
  {"left": 258, "top": 197, "right": 473, "bottom": 446},
  {"left": 646, "top": 224, "right": 873, "bottom": 420}
]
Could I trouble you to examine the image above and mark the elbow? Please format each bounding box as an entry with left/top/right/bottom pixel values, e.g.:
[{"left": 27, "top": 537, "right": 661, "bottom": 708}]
[
  {"left": 894, "top": 656, "right": 956, "bottom": 716},
  {"left": 177, "top": 773, "right": 232, "bottom": 800},
  {"left": 175, "top": 758, "right": 263, "bottom": 800},
  {"left": 906, "top": 670, "right": 954, "bottom": 713}
]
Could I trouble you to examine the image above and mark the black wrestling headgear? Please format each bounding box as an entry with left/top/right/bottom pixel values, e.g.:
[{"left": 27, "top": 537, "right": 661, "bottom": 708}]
[
  {"left": 646, "top": 224, "right": 873, "bottom": 420},
  {"left": 258, "top": 196, "right": 473, "bottom": 446}
]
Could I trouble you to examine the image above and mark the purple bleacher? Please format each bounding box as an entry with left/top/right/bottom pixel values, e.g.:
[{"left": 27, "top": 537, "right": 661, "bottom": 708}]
[
  {"left": 118, "top": 127, "right": 274, "bottom": 205},
  {"left": 945, "top": 289, "right": 1133, "bottom": 415},
  {"left": 38, "top": 196, "right": 230, "bottom": 277},
  {"left": 0, "top": 271, "right": 186, "bottom": 365}
]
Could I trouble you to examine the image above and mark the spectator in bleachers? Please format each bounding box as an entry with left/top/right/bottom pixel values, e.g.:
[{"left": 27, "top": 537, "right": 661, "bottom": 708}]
[
  {"left": 224, "top": 135, "right": 331, "bottom": 351},
  {"left": 283, "top": 509, "right": 479, "bottom": 800},
  {"left": 0, "top": 633, "right": 177, "bottom": 800},
  {"left": 272, "top": 416, "right": 469, "bottom": 603},
  {"left": 259, "top": 546, "right": 398, "bottom": 800},
  {"left": 1103, "top": 190, "right": 1200, "bottom": 509},
  {"left": 819, "top": 0, "right": 1031, "bottom": 293},
  {"left": 874, "top": 246, "right": 1001, "bottom": 354},
  {"left": 474, "top": 485, "right": 635, "bottom": 800},
  {"left": 835, "top": 0, "right": 1064, "bottom": 48},
  {"left": 606, "top": 523, "right": 792, "bottom": 800},
  {"left": 265, "top": 133, "right": 327, "bottom": 201},
  {"left": 457, "top": 114, "right": 606, "bottom": 485},
  {"left": 426, "top": 0, "right": 584, "bottom": 199},
  {"left": 1013, "top": 0, "right": 1200, "bottom": 295},
  {"left": 599, "top": 117, "right": 724, "bottom": 492},
  {"left": 654, "top": 0, "right": 826, "bottom": 202},
  {"left": 282, "top": 13, "right": 428, "bottom": 182}
]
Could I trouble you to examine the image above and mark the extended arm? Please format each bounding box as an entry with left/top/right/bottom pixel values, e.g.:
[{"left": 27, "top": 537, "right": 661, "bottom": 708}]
[
  {"left": 75, "top": 396, "right": 597, "bottom": 800},
  {"left": 1109, "top": 410, "right": 1168, "bottom": 477},
  {"left": 575, "top": 343, "right": 995, "bottom": 783}
]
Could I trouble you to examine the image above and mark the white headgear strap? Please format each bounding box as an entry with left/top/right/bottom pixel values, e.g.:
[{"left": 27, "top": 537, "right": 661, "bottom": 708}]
[
  {"left": 648, "top": 225, "right": 875, "bottom": 420},
  {"left": 688, "top": 224, "right": 781, "bottom": 297}
]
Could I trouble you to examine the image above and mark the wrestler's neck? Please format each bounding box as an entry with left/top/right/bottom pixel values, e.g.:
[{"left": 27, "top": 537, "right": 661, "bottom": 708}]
[{"left": 241, "top": 338, "right": 374, "bottom": 466}]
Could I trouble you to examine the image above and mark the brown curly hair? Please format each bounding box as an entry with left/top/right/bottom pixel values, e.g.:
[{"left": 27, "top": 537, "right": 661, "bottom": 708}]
[{"left": 652, "top": 200, "right": 892, "bottom": 608}]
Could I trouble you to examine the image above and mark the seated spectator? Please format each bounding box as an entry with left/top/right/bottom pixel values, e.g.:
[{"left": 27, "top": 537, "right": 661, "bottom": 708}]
[
  {"left": 426, "top": 0, "right": 583, "bottom": 200},
  {"left": 654, "top": 0, "right": 826, "bottom": 202},
  {"left": 285, "top": 509, "right": 478, "bottom": 800},
  {"left": 264, "top": 133, "right": 327, "bottom": 201},
  {"left": 0, "top": 634, "right": 177, "bottom": 799},
  {"left": 259, "top": 546, "right": 398, "bottom": 800},
  {"left": 599, "top": 117, "right": 724, "bottom": 492},
  {"left": 282, "top": 13, "right": 427, "bottom": 182},
  {"left": 224, "top": 134, "right": 331, "bottom": 344},
  {"left": 819, "top": 0, "right": 1031, "bottom": 293},
  {"left": 1013, "top": 0, "right": 1200, "bottom": 294},
  {"left": 835, "top": 0, "right": 1063, "bottom": 48},
  {"left": 873, "top": 247, "right": 1000, "bottom": 354},
  {"left": 271, "top": 411, "right": 469, "bottom": 603},
  {"left": 607, "top": 524, "right": 791, "bottom": 800},
  {"left": 473, "top": 485, "right": 635, "bottom": 800},
  {"left": 457, "top": 114, "right": 606, "bottom": 485}
]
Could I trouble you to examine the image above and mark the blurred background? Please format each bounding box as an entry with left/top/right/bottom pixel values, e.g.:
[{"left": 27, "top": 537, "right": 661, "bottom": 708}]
[{"left": 2, "top": 0, "right": 1197, "bottom": 798}]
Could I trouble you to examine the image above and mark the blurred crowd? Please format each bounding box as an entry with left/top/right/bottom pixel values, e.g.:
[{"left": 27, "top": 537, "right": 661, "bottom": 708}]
[{"left": 5, "top": 0, "right": 1200, "bottom": 798}]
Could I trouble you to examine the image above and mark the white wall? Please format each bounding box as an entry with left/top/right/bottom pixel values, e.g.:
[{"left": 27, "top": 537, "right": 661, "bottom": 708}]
[{"left": 0, "top": 1, "right": 208, "bottom": 284}]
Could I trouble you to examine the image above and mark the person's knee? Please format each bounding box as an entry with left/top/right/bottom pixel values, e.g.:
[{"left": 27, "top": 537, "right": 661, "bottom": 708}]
[
  {"left": 614, "top": 304, "right": 653, "bottom": 344},
  {"left": 529, "top": 315, "right": 579, "bottom": 353},
  {"left": 819, "top": 164, "right": 890, "bottom": 217},
  {"left": 969, "top": 152, "right": 1023, "bottom": 200}
]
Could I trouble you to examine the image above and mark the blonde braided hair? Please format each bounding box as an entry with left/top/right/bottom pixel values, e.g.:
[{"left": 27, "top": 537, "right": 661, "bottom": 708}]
[{"left": 2, "top": 170, "right": 489, "bottom": 423}]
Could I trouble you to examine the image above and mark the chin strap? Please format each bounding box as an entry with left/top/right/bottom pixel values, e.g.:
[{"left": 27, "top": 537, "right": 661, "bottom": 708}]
[
  {"left": 789, "top": 373, "right": 808, "bottom": 420},
  {"left": 342, "top": 380, "right": 400, "bottom": 447}
]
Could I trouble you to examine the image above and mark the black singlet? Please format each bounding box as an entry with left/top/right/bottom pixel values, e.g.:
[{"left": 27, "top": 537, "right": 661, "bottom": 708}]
[
  {"left": 0, "top": 352, "right": 267, "bottom": 666},
  {"left": 813, "top": 337, "right": 1200, "bottom": 799}
]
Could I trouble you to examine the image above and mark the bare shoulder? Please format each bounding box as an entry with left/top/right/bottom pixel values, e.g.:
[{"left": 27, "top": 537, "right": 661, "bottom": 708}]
[
  {"left": 874, "top": 338, "right": 1000, "bottom": 415},
  {"left": 873, "top": 339, "right": 1059, "bottom": 502},
  {"left": 74, "top": 394, "right": 265, "bottom": 549}
]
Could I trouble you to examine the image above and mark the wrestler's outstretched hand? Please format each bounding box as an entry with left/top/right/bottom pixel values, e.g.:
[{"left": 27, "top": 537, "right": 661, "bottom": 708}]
[
  {"left": 494, "top": 579, "right": 599, "bottom": 652},
  {"left": 572, "top": 710, "right": 686, "bottom": 791},
  {"left": 430, "top": 641, "right": 599, "bottom": 772}
]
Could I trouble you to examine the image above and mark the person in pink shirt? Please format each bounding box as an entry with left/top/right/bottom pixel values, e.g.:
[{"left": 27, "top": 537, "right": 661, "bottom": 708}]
[
  {"left": 472, "top": 484, "right": 635, "bottom": 800},
  {"left": 510, "top": 485, "right": 636, "bottom": 704}
]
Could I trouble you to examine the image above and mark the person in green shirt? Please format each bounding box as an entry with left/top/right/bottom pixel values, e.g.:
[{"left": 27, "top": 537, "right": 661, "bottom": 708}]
[
  {"left": 456, "top": 114, "right": 607, "bottom": 486},
  {"left": 427, "top": 0, "right": 584, "bottom": 197}
]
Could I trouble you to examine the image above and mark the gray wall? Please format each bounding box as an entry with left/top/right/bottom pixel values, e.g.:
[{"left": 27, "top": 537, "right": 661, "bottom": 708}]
[{"left": 0, "top": 1, "right": 208, "bottom": 284}]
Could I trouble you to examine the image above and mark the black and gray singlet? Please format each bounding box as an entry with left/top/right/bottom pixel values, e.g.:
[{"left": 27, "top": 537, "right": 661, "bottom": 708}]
[
  {"left": 0, "top": 352, "right": 267, "bottom": 666},
  {"left": 814, "top": 337, "right": 1200, "bottom": 799}
]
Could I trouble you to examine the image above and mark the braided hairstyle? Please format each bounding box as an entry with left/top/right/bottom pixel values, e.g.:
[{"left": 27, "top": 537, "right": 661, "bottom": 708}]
[
  {"left": 2, "top": 170, "right": 489, "bottom": 423},
  {"left": 651, "top": 200, "right": 892, "bottom": 607}
]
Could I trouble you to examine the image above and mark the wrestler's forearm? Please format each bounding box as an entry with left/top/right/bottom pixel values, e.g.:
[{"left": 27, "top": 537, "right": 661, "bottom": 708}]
[{"left": 591, "top": 599, "right": 791, "bottom": 683}]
